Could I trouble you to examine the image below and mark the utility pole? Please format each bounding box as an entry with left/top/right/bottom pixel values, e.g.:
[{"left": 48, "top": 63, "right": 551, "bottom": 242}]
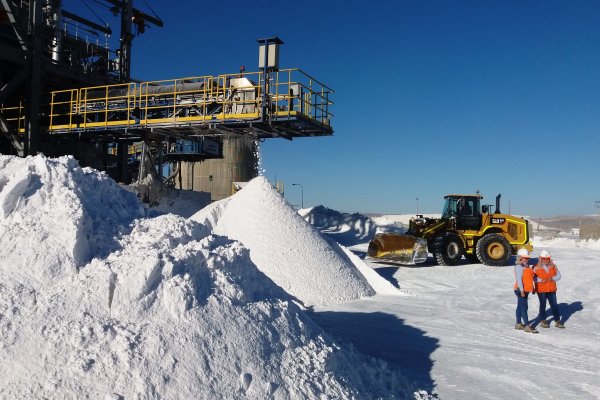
[{"left": 416, "top": 197, "right": 419, "bottom": 215}]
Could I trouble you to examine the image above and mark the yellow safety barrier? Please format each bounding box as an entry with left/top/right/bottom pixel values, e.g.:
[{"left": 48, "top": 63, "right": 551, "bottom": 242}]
[
  {"left": 79, "top": 82, "right": 137, "bottom": 129},
  {"left": 2, "top": 69, "right": 333, "bottom": 135},
  {"left": 0, "top": 101, "right": 25, "bottom": 133},
  {"left": 216, "top": 72, "right": 261, "bottom": 121},
  {"left": 49, "top": 89, "right": 78, "bottom": 130},
  {"left": 139, "top": 76, "right": 217, "bottom": 125}
]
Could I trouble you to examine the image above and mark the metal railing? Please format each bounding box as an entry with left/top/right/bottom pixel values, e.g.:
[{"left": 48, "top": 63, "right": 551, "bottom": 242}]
[
  {"left": 43, "top": 69, "right": 333, "bottom": 132},
  {"left": 78, "top": 82, "right": 137, "bottom": 129},
  {"left": 0, "top": 101, "right": 25, "bottom": 133},
  {"left": 49, "top": 89, "right": 78, "bottom": 130},
  {"left": 138, "top": 76, "right": 218, "bottom": 124}
]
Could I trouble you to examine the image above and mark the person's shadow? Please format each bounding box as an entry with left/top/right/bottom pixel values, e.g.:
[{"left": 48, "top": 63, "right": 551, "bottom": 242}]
[{"left": 558, "top": 301, "right": 583, "bottom": 324}]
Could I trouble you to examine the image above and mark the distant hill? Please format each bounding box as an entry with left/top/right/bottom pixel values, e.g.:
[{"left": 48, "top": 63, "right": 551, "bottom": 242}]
[{"left": 529, "top": 216, "right": 598, "bottom": 232}]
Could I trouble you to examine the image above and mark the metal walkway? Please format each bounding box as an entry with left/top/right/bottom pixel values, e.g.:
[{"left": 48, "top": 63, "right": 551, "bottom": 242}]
[{"left": 34, "top": 68, "right": 334, "bottom": 140}]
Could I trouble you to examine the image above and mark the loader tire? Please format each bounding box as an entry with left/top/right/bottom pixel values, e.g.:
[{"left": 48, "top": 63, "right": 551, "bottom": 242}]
[
  {"left": 431, "top": 232, "right": 464, "bottom": 266},
  {"left": 476, "top": 233, "right": 511, "bottom": 266}
]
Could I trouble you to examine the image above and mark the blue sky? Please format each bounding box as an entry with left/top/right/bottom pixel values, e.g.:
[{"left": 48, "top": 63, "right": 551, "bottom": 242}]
[{"left": 68, "top": 0, "right": 600, "bottom": 216}]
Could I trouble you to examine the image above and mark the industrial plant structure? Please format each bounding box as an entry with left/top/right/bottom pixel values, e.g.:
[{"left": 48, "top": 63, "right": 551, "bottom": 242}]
[{"left": 0, "top": 0, "right": 333, "bottom": 201}]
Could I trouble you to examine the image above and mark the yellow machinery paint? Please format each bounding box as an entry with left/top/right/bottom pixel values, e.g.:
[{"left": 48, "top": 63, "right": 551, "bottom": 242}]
[
  {"left": 368, "top": 194, "right": 533, "bottom": 266},
  {"left": 45, "top": 69, "right": 332, "bottom": 135}
]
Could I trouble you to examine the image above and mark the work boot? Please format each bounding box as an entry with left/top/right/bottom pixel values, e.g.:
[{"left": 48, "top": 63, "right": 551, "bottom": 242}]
[
  {"left": 525, "top": 325, "right": 539, "bottom": 334},
  {"left": 515, "top": 323, "right": 525, "bottom": 330},
  {"left": 555, "top": 321, "right": 565, "bottom": 329},
  {"left": 540, "top": 320, "right": 550, "bottom": 328}
]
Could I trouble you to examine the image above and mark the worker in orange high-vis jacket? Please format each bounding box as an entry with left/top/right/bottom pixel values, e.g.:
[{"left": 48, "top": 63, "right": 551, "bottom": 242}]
[
  {"left": 514, "top": 249, "right": 538, "bottom": 333},
  {"left": 534, "top": 250, "right": 565, "bottom": 329}
]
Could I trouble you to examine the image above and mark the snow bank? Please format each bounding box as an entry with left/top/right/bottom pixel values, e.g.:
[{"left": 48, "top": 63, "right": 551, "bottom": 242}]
[
  {"left": 295, "top": 207, "right": 407, "bottom": 296},
  {"left": 372, "top": 214, "right": 440, "bottom": 230},
  {"left": 145, "top": 187, "right": 211, "bottom": 218},
  {"left": 1, "top": 214, "right": 411, "bottom": 398},
  {"left": 0, "top": 155, "right": 143, "bottom": 286},
  {"left": 532, "top": 235, "right": 600, "bottom": 251},
  {"left": 299, "top": 205, "right": 376, "bottom": 245},
  {"left": 192, "top": 177, "right": 375, "bottom": 307},
  {"left": 0, "top": 155, "right": 417, "bottom": 399}
]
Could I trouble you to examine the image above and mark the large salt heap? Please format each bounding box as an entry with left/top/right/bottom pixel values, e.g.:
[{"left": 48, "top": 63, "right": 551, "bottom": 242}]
[
  {"left": 0, "top": 155, "right": 143, "bottom": 285},
  {"left": 0, "top": 155, "right": 416, "bottom": 399},
  {"left": 192, "top": 177, "right": 376, "bottom": 307}
]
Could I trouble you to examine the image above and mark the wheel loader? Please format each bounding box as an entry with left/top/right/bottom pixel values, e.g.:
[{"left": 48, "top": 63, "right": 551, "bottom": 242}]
[{"left": 367, "top": 194, "right": 533, "bottom": 266}]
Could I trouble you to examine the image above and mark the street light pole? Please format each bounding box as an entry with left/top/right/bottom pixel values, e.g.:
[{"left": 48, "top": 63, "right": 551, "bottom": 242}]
[
  {"left": 292, "top": 183, "right": 304, "bottom": 209},
  {"left": 416, "top": 197, "right": 419, "bottom": 215}
]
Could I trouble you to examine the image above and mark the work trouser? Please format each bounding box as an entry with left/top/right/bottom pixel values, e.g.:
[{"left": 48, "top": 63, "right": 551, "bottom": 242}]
[
  {"left": 537, "top": 291, "right": 560, "bottom": 322},
  {"left": 514, "top": 290, "right": 530, "bottom": 325}
]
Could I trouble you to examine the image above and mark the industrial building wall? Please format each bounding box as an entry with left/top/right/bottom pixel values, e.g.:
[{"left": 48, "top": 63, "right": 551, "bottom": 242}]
[{"left": 177, "top": 136, "right": 258, "bottom": 201}]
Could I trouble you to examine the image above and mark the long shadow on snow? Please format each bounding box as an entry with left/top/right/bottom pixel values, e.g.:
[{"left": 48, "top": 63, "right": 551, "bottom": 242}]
[
  {"left": 317, "top": 225, "right": 406, "bottom": 249},
  {"left": 312, "top": 310, "right": 439, "bottom": 393},
  {"left": 351, "top": 250, "right": 368, "bottom": 259},
  {"left": 557, "top": 301, "right": 583, "bottom": 324},
  {"left": 372, "top": 266, "right": 402, "bottom": 288}
]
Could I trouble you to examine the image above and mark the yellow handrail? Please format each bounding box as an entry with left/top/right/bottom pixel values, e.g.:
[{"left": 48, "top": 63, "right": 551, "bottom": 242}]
[{"left": 39, "top": 69, "right": 334, "bottom": 131}]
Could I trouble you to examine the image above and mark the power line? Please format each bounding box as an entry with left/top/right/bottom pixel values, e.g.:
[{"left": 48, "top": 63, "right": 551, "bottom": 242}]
[
  {"left": 88, "top": 0, "right": 112, "bottom": 11},
  {"left": 140, "top": 0, "right": 163, "bottom": 25},
  {"left": 81, "top": 0, "right": 110, "bottom": 29}
]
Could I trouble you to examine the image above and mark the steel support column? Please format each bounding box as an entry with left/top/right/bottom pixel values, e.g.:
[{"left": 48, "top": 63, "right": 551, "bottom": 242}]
[
  {"left": 117, "top": 140, "right": 129, "bottom": 182},
  {"left": 119, "top": 0, "right": 133, "bottom": 82},
  {"left": 24, "top": 0, "right": 43, "bottom": 156}
]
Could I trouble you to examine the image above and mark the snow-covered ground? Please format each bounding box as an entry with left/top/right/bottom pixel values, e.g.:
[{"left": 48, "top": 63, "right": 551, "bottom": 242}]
[
  {"left": 306, "top": 207, "right": 600, "bottom": 400},
  {"left": 1, "top": 155, "right": 598, "bottom": 399}
]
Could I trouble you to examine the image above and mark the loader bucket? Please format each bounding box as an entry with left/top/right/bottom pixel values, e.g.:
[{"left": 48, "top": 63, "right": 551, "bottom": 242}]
[{"left": 367, "top": 233, "right": 429, "bottom": 264}]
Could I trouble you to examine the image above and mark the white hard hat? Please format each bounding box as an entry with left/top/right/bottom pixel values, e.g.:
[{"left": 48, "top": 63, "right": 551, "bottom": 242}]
[
  {"left": 539, "top": 249, "right": 551, "bottom": 259},
  {"left": 517, "top": 248, "right": 530, "bottom": 258}
]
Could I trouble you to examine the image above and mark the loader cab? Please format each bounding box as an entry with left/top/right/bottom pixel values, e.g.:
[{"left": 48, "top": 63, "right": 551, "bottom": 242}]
[{"left": 442, "top": 194, "right": 483, "bottom": 231}]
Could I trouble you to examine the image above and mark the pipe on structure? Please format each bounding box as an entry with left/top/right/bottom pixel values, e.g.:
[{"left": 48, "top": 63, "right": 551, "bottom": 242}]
[
  {"left": 61, "top": 10, "right": 112, "bottom": 35},
  {"left": 24, "top": 0, "right": 44, "bottom": 156},
  {"left": 117, "top": 81, "right": 209, "bottom": 96},
  {"left": 50, "top": 1, "right": 62, "bottom": 62}
]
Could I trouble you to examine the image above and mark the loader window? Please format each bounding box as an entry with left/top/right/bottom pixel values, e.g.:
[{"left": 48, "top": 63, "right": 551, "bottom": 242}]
[
  {"left": 442, "top": 198, "right": 458, "bottom": 219},
  {"left": 457, "top": 197, "right": 482, "bottom": 230},
  {"left": 461, "top": 198, "right": 480, "bottom": 217}
]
